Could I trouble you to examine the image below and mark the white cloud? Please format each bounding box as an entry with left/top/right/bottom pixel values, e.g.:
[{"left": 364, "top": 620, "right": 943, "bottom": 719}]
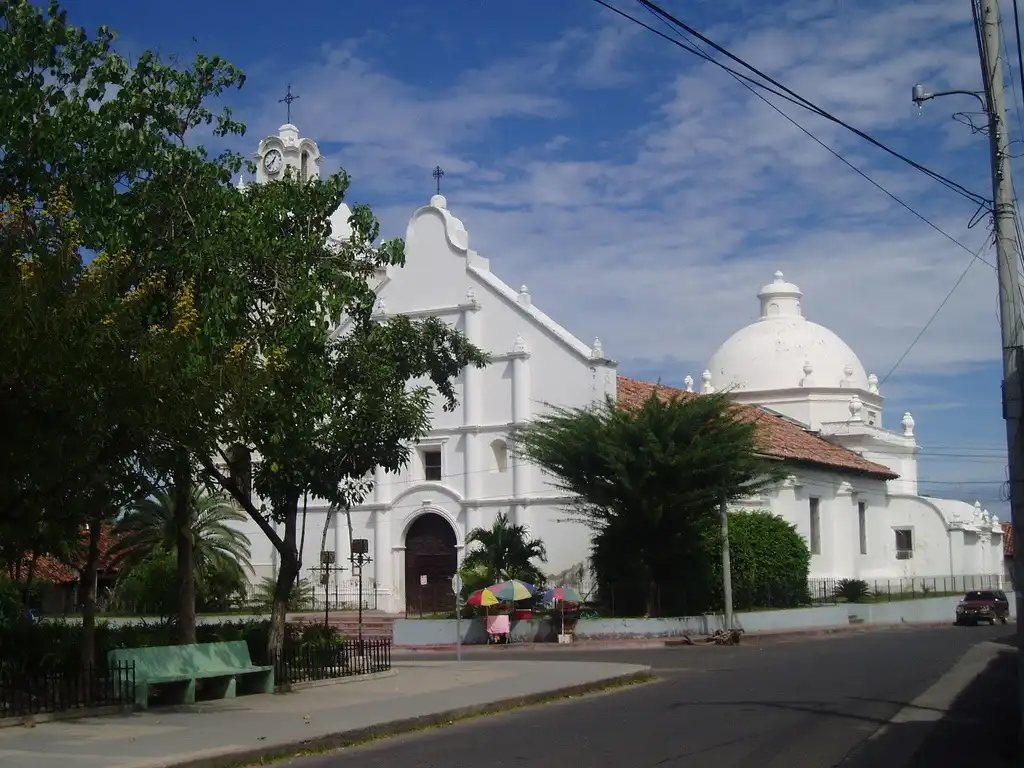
[{"left": 247, "top": 0, "right": 1006, "bottom": 383}]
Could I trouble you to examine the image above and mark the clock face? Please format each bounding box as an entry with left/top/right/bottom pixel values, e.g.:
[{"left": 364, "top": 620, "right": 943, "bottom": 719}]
[{"left": 263, "top": 149, "right": 283, "bottom": 174}]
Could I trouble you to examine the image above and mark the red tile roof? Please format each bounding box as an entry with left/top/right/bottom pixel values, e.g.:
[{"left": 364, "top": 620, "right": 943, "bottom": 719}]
[
  {"left": 8, "top": 525, "right": 122, "bottom": 585},
  {"left": 616, "top": 376, "right": 898, "bottom": 480},
  {"left": 1004, "top": 523, "right": 1014, "bottom": 558}
]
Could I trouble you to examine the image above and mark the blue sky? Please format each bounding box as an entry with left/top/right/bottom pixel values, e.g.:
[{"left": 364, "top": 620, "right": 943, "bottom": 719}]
[{"left": 60, "top": 0, "right": 1013, "bottom": 512}]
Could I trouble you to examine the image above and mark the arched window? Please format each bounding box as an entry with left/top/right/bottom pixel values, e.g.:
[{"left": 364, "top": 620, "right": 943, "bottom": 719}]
[
  {"left": 490, "top": 439, "right": 509, "bottom": 474},
  {"left": 300, "top": 150, "right": 309, "bottom": 182}
]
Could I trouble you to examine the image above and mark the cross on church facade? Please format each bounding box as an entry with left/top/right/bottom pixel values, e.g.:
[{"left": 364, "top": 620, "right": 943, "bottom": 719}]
[
  {"left": 432, "top": 165, "right": 445, "bottom": 194},
  {"left": 279, "top": 84, "right": 300, "bottom": 124}
]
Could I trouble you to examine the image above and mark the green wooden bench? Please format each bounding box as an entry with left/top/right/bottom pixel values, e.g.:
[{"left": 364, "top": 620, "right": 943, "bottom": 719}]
[{"left": 108, "top": 640, "right": 274, "bottom": 710}]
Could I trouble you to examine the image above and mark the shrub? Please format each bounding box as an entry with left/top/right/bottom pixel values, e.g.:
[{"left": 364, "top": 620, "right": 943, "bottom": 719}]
[
  {"left": 706, "top": 510, "right": 812, "bottom": 611},
  {"left": 0, "top": 617, "right": 347, "bottom": 674},
  {"left": 834, "top": 578, "right": 870, "bottom": 603}
]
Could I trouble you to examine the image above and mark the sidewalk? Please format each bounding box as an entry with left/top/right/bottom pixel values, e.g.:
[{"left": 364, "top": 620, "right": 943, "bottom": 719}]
[{"left": 0, "top": 660, "right": 651, "bottom": 768}]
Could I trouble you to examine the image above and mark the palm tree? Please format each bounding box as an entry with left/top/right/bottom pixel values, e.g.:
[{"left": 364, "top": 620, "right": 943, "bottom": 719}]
[
  {"left": 109, "top": 486, "right": 253, "bottom": 588},
  {"left": 460, "top": 511, "right": 547, "bottom": 589}
]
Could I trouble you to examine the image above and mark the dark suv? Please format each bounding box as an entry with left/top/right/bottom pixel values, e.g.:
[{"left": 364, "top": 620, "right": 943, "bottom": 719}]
[{"left": 954, "top": 589, "right": 1010, "bottom": 625}]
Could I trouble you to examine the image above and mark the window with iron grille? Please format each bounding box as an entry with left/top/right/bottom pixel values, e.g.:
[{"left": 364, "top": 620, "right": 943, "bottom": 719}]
[
  {"left": 858, "top": 501, "right": 868, "bottom": 555},
  {"left": 809, "top": 497, "right": 821, "bottom": 555},
  {"left": 894, "top": 528, "right": 913, "bottom": 559},
  {"left": 423, "top": 449, "right": 443, "bottom": 481}
]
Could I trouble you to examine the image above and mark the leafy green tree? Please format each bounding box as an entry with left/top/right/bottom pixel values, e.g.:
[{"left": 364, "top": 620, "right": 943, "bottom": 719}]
[
  {"left": 460, "top": 511, "right": 547, "bottom": 591},
  {"left": 201, "top": 172, "right": 488, "bottom": 656},
  {"left": 109, "top": 486, "right": 252, "bottom": 587},
  {"left": 514, "top": 389, "right": 785, "bottom": 616},
  {"left": 1, "top": 0, "right": 254, "bottom": 650}
]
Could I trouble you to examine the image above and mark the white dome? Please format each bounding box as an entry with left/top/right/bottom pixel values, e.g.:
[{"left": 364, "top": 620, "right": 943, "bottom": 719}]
[{"left": 706, "top": 271, "right": 869, "bottom": 393}]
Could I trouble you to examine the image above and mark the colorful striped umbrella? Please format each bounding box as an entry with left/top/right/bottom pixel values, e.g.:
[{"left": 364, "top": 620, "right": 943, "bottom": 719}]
[
  {"left": 466, "top": 588, "right": 500, "bottom": 607},
  {"left": 487, "top": 580, "right": 537, "bottom": 602},
  {"left": 543, "top": 586, "right": 583, "bottom": 604}
]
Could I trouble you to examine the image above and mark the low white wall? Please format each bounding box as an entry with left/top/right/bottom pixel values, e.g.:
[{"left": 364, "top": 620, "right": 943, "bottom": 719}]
[{"left": 393, "top": 596, "right": 1016, "bottom": 646}]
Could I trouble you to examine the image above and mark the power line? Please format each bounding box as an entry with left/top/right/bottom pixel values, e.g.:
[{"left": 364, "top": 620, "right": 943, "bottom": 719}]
[
  {"left": 613, "top": 0, "right": 997, "bottom": 272},
  {"left": 627, "top": 0, "right": 989, "bottom": 207}
]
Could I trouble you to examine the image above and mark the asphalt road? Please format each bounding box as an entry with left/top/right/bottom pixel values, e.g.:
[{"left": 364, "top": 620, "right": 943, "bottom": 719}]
[{"left": 281, "top": 625, "right": 1016, "bottom": 768}]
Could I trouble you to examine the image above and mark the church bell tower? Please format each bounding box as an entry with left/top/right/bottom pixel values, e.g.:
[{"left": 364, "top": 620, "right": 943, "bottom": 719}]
[{"left": 254, "top": 86, "right": 322, "bottom": 185}]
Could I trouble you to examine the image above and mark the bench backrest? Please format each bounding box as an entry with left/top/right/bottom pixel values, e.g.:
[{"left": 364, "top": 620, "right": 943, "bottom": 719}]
[{"left": 108, "top": 640, "right": 256, "bottom": 679}]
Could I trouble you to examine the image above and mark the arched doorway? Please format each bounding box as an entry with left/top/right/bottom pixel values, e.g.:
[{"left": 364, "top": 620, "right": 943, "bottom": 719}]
[{"left": 404, "top": 513, "right": 458, "bottom": 616}]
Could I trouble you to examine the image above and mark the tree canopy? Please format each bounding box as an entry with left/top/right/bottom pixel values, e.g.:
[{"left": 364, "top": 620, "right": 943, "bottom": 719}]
[
  {"left": 514, "top": 388, "right": 786, "bottom": 616},
  {"left": 1, "top": 0, "right": 487, "bottom": 658}
]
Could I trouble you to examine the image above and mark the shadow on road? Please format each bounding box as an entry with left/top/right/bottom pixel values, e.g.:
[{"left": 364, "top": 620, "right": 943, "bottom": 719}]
[{"left": 844, "top": 638, "right": 1019, "bottom": 767}]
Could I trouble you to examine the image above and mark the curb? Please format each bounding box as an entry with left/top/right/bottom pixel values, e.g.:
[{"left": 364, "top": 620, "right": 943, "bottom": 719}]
[
  {"left": 160, "top": 667, "right": 653, "bottom": 768},
  {"left": 394, "top": 618, "right": 1012, "bottom": 653}
]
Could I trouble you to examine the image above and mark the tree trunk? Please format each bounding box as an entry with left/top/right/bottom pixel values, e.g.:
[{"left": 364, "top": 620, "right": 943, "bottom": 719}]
[
  {"left": 174, "top": 454, "right": 196, "bottom": 645},
  {"left": 80, "top": 515, "right": 103, "bottom": 669},
  {"left": 266, "top": 490, "right": 301, "bottom": 661}
]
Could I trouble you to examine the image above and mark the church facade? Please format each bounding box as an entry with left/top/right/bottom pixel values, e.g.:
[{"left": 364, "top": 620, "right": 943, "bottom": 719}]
[{"left": 233, "top": 123, "right": 1004, "bottom": 615}]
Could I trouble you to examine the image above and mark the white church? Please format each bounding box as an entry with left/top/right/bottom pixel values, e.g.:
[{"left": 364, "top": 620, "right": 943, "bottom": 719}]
[{"left": 233, "top": 123, "right": 1006, "bottom": 615}]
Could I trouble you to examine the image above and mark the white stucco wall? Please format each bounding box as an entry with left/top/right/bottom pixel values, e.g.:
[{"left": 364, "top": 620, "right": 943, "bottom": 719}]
[{"left": 230, "top": 133, "right": 1003, "bottom": 614}]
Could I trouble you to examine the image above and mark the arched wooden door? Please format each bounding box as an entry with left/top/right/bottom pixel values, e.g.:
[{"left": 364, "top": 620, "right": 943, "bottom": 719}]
[{"left": 404, "top": 513, "right": 457, "bottom": 616}]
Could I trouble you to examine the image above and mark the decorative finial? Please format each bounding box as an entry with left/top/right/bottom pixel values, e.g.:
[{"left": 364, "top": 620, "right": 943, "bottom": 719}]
[
  {"left": 868, "top": 373, "right": 879, "bottom": 394},
  {"left": 432, "top": 165, "right": 445, "bottom": 195},
  {"left": 801, "top": 361, "right": 813, "bottom": 387},
  {"left": 511, "top": 334, "right": 527, "bottom": 354},
  {"left": 902, "top": 411, "right": 915, "bottom": 437},
  {"left": 993, "top": 513, "right": 1001, "bottom": 526},
  {"left": 465, "top": 286, "right": 476, "bottom": 305},
  {"left": 684, "top": 374, "right": 694, "bottom": 393},
  {"left": 773, "top": 270, "right": 784, "bottom": 282},
  {"left": 701, "top": 369, "right": 714, "bottom": 394},
  {"left": 279, "top": 84, "right": 300, "bottom": 124},
  {"left": 236, "top": 172, "right": 247, "bottom": 192},
  {"left": 848, "top": 394, "right": 863, "bottom": 420},
  {"left": 374, "top": 297, "right": 387, "bottom": 315},
  {"left": 974, "top": 500, "right": 982, "bottom": 515},
  {"left": 590, "top": 337, "right": 604, "bottom": 360},
  {"left": 518, "top": 285, "right": 531, "bottom": 306}
]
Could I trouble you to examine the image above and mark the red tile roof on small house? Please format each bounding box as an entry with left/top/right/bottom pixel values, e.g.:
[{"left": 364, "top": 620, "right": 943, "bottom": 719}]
[
  {"left": 9, "top": 525, "right": 122, "bottom": 585},
  {"left": 1004, "top": 523, "right": 1014, "bottom": 558},
  {"left": 616, "top": 376, "right": 898, "bottom": 480}
]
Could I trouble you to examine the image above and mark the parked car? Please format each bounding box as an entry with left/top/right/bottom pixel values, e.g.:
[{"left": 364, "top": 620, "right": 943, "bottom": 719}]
[{"left": 954, "top": 589, "right": 1010, "bottom": 626}]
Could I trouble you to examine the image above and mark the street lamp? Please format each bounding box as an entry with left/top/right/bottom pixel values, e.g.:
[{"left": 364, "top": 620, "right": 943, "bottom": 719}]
[
  {"left": 350, "top": 539, "right": 372, "bottom": 651},
  {"left": 911, "top": 83, "right": 987, "bottom": 111}
]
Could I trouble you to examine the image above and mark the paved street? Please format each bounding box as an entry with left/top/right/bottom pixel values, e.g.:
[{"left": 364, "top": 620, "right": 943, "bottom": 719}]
[{"left": 278, "top": 625, "right": 1017, "bottom": 768}]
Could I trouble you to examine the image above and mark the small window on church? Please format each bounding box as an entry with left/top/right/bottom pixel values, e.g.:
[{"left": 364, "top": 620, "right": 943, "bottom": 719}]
[
  {"left": 301, "top": 150, "right": 309, "bottom": 182},
  {"left": 422, "top": 449, "right": 443, "bottom": 481},
  {"left": 895, "top": 528, "right": 914, "bottom": 559},
  {"left": 491, "top": 439, "right": 509, "bottom": 473},
  {"left": 809, "top": 497, "right": 821, "bottom": 555}
]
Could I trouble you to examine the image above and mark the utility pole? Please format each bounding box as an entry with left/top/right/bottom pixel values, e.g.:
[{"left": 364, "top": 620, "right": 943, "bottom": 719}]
[
  {"left": 979, "top": 0, "right": 1024, "bottom": 741},
  {"left": 915, "top": 2, "right": 1024, "bottom": 741},
  {"left": 720, "top": 490, "right": 733, "bottom": 630}
]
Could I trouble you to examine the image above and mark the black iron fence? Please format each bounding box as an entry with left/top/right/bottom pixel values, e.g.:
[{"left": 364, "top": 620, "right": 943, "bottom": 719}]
[
  {"left": 274, "top": 638, "right": 391, "bottom": 687},
  {"left": 0, "top": 661, "right": 135, "bottom": 720},
  {"left": 808, "top": 574, "right": 1006, "bottom": 605},
  {"left": 404, "top": 583, "right": 456, "bottom": 618},
  {"left": 566, "top": 573, "right": 1008, "bottom": 618}
]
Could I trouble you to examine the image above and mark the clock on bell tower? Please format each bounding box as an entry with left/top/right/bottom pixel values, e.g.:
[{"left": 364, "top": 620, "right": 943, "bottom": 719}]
[{"left": 253, "top": 87, "right": 323, "bottom": 185}]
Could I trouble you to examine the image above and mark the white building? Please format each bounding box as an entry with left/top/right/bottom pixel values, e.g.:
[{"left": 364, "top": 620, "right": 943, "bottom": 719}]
[
  {"left": 700, "top": 270, "right": 1004, "bottom": 584},
  {"left": 235, "top": 124, "right": 1004, "bottom": 615}
]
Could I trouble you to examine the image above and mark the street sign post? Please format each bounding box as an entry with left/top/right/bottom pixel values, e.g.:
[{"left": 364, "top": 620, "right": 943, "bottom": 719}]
[{"left": 452, "top": 573, "right": 463, "bottom": 662}]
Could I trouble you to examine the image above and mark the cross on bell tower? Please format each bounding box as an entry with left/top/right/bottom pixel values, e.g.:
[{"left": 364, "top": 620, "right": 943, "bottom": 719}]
[
  {"left": 279, "top": 84, "right": 300, "bottom": 124},
  {"left": 432, "top": 165, "right": 445, "bottom": 195}
]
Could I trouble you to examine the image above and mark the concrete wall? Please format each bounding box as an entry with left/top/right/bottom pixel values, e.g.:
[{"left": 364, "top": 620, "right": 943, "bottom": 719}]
[{"left": 393, "top": 595, "right": 1016, "bottom": 646}]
